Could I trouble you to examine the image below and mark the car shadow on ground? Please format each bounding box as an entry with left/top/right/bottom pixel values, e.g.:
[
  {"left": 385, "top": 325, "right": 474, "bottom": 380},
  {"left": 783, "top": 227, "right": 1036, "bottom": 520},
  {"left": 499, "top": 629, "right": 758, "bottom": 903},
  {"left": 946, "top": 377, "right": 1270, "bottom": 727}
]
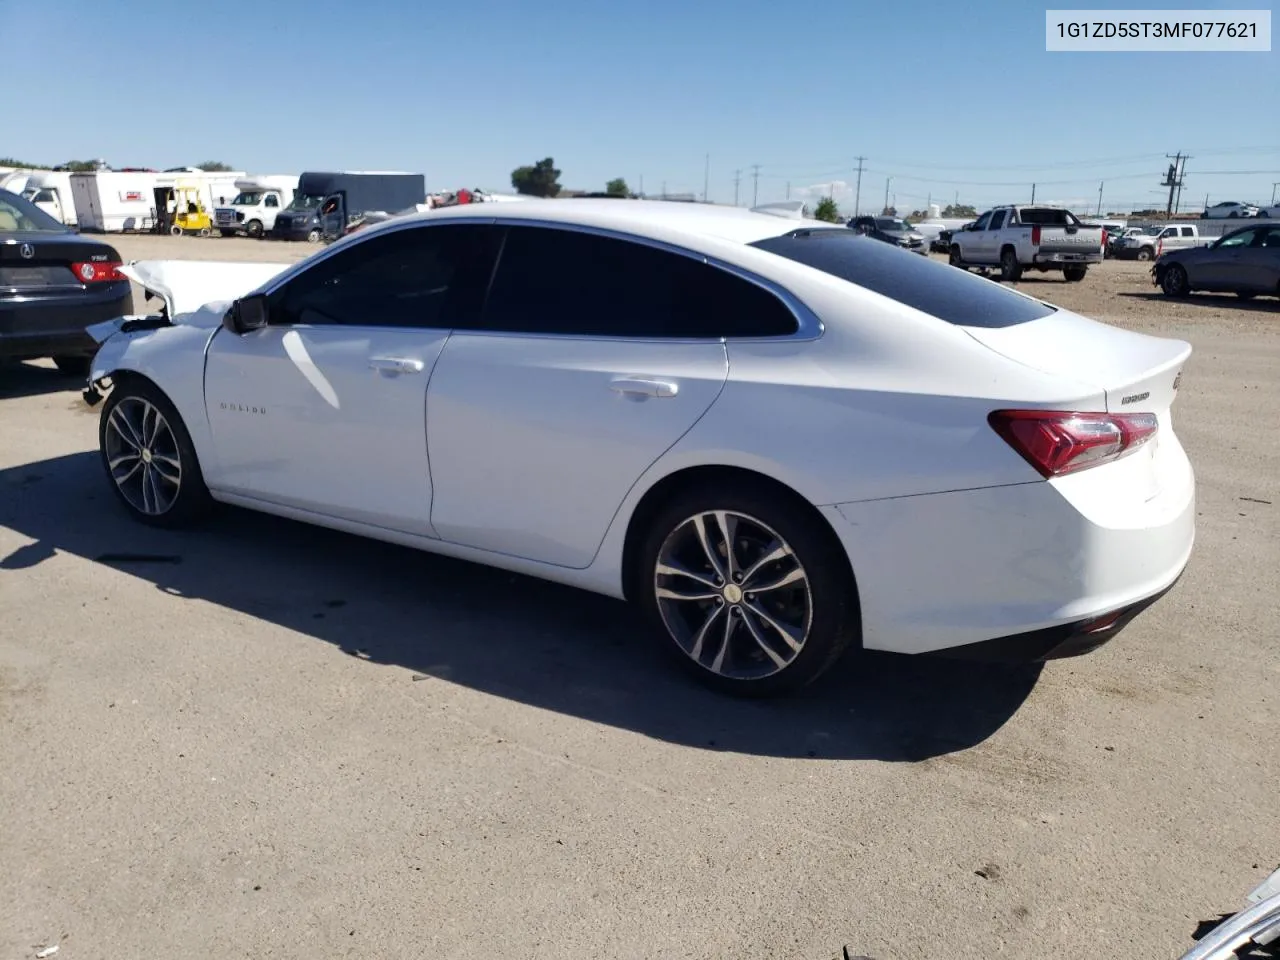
[
  {"left": 0, "top": 361, "right": 85, "bottom": 399},
  {"left": 1118, "top": 291, "right": 1280, "bottom": 312},
  {"left": 1, "top": 451, "right": 1043, "bottom": 762}
]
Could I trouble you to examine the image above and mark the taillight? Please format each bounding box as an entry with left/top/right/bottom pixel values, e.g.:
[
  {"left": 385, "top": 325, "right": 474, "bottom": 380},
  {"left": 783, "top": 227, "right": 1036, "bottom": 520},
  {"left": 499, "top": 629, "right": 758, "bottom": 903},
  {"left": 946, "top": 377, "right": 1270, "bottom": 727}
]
[
  {"left": 1100, "top": 228, "right": 1108, "bottom": 248},
  {"left": 1031, "top": 224, "right": 1041, "bottom": 246},
  {"left": 988, "top": 410, "right": 1159, "bottom": 478},
  {"left": 71, "top": 261, "right": 124, "bottom": 283}
]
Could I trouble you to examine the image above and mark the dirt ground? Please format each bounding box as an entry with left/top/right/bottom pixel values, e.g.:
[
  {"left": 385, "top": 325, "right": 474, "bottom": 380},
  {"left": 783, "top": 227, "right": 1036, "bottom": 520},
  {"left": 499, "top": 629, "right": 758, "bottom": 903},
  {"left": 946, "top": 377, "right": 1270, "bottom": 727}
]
[{"left": 1, "top": 235, "right": 1277, "bottom": 960}]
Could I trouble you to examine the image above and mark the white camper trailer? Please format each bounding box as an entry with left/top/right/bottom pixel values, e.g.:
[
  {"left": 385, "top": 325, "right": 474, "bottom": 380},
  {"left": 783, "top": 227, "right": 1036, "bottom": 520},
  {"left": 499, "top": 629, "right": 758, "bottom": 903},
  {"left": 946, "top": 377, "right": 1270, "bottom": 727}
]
[
  {"left": 19, "top": 170, "right": 78, "bottom": 226},
  {"left": 0, "top": 169, "right": 40, "bottom": 196},
  {"left": 70, "top": 171, "right": 168, "bottom": 232}
]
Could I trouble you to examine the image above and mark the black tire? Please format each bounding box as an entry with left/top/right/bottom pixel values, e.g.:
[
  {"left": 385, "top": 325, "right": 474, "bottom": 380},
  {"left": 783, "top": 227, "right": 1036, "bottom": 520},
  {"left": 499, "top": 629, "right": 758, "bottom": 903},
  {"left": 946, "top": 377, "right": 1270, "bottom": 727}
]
[
  {"left": 948, "top": 246, "right": 965, "bottom": 269},
  {"left": 1160, "top": 263, "right": 1190, "bottom": 298},
  {"left": 246, "top": 220, "right": 264, "bottom": 239},
  {"left": 634, "top": 480, "right": 860, "bottom": 697},
  {"left": 306, "top": 228, "right": 322, "bottom": 243},
  {"left": 52, "top": 354, "right": 92, "bottom": 377},
  {"left": 219, "top": 229, "right": 236, "bottom": 238},
  {"left": 1136, "top": 247, "right": 1154, "bottom": 261},
  {"left": 98, "top": 378, "right": 214, "bottom": 529},
  {"left": 169, "top": 224, "right": 183, "bottom": 236},
  {"left": 999, "top": 247, "right": 1022, "bottom": 282},
  {"left": 1063, "top": 265, "right": 1088, "bottom": 282},
  {"left": 1228, "top": 211, "right": 1239, "bottom": 218}
]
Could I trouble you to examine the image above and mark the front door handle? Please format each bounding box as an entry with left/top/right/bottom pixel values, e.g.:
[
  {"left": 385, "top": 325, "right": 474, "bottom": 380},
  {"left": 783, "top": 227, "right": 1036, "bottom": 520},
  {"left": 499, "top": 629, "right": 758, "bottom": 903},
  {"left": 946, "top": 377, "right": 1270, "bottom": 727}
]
[
  {"left": 369, "top": 356, "right": 425, "bottom": 376},
  {"left": 610, "top": 377, "right": 678, "bottom": 398}
]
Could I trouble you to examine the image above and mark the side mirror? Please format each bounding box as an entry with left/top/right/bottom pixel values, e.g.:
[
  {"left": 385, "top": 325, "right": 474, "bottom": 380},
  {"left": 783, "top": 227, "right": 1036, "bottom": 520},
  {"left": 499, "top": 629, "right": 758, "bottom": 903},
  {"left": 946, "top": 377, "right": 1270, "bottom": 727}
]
[{"left": 223, "top": 294, "right": 269, "bottom": 335}]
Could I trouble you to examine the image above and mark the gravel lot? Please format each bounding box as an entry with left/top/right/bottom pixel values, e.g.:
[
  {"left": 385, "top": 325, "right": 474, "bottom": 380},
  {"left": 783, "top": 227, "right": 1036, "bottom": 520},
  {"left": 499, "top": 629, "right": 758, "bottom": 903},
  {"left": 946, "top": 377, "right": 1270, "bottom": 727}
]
[{"left": 2, "top": 235, "right": 1277, "bottom": 960}]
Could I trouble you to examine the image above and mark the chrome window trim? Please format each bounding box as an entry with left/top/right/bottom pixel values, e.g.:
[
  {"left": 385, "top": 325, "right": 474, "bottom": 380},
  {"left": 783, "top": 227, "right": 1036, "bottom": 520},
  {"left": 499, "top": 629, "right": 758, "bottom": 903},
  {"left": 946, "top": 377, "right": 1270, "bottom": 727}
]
[{"left": 258, "top": 214, "right": 824, "bottom": 344}]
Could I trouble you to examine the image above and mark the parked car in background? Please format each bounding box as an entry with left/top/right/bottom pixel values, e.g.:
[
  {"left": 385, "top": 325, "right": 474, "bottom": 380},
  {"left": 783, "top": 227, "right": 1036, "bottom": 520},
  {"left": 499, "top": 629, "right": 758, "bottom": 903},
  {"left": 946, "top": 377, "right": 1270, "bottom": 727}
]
[
  {"left": 0, "top": 189, "right": 132, "bottom": 375},
  {"left": 929, "top": 222, "right": 973, "bottom": 253},
  {"left": 1153, "top": 222, "right": 1280, "bottom": 300},
  {"left": 214, "top": 176, "right": 300, "bottom": 238},
  {"left": 1112, "top": 223, "right": 1206, "bottom": 261},
  {"left": 1105, "top": 226, "right": 1144, "bottom": 257},
  {"left": 1258, "top": 204, "right": 1280, "bottom": 218},
  {"left": 85, "top": 200, "right": 1194, "bottom": 697},
  {"left": 847, "top": 216, "right": 927, "bottom": 254},
  {"left": 948, "top": 205, "right": 1106, "bottom": 281},
  {"left": 1202, "top": 201, "right": 1259, "bottom": 219}
]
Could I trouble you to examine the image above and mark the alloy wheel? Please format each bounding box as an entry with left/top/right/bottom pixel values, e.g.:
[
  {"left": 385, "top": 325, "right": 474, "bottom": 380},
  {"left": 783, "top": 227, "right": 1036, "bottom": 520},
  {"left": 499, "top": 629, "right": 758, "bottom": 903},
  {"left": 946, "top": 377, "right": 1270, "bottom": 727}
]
[
  {"left": 654, "top": 511, "right": 813, "bottom": 680},
  {"left": 104, "top": 396, "right": 183, "bottom": 516}
]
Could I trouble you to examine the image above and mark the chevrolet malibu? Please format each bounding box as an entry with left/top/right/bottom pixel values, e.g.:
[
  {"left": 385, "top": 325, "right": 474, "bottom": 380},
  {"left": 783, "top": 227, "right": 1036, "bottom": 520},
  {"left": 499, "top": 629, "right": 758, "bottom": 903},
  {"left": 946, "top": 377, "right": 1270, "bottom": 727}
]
[{"left": 86, "top": 200, "right": 1195, "bottom": 697}]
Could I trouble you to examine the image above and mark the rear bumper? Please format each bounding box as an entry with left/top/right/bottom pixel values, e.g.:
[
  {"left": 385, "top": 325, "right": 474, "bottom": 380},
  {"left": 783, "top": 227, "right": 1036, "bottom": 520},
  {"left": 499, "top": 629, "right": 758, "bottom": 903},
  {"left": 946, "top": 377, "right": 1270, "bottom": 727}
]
[
  {"left": 821, "top": 432, "right": 1195, "bottom": 658},
  {"left": 0, "top": 284, "right": 133, "bottom": 359},
  {"left": 1032, "top": 252, "right": 1103, "bottom": 265}
]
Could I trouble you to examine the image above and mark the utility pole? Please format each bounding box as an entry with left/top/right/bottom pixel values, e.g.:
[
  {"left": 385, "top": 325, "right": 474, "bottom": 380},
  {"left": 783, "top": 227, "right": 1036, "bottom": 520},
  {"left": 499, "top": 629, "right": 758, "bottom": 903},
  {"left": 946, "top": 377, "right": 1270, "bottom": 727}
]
[
  {"left": 1272, "top": 182, "right": 1279, "bottom": 205},
  {"left": 703, "top": 153, "right": 709, "bottom": 203},
  {"left": 1097, "top": 181, "right": 1104, "bottom": 216},
  {"left": 1031, "top": 183, "right": 1036, "bottom": 204},
  {"left": 883, "top": 176, "right": 891, "bottom": 214},
  {"left": 853, "top": 156, "right": 865, "bottom": 216},
  {"left": 639, "top": 174, "right": 644, "bottom": 197},
  {"left": 733, "top": 169, "right": 741, "bottom": 206},
  {"left": 661, "top": 180, "right": 666, "bottom": 199},
  {"left": 786, "top": 181, "right": 791, "bottom": 200},
  {"left": 1162, "top": 152, "right": 1189, "bottom": 217},
  {"left": 751, "top": 164, "right": 761, "bottom": 207}
]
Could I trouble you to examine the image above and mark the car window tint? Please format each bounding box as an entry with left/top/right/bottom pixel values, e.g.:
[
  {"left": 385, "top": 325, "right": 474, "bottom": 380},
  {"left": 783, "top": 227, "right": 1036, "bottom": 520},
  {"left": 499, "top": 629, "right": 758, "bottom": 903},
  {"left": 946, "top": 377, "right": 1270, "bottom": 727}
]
[
  {"left": 1217, "top": 229, "right": 1257, "bottom": 249},
  {"left": 265, "top": 195, "right": 279, "bottom": 208},
  {"left": 752, "top": 229, "right": 1056, "bottom": 329},
  {"left": 972, "top": 212, "right": 992, "bottom": 231},
  {"left": 1180, "top": 227, "right": 1194, "bottom": 237},
  {"left": 269, "top": 224, "right": 499, "bottom": 328},
  {"left": 1018, "top": 208, "right": 1079, "bottom": 226},
  {"left": 1260, "top": 229, "right": 1280, "bottom": 248},
  {"left": 989, "top": 210, "right": 1007, "bottom": 230},
  {"left": 476, "top": 225, "right": 798, "bottom": 338}
]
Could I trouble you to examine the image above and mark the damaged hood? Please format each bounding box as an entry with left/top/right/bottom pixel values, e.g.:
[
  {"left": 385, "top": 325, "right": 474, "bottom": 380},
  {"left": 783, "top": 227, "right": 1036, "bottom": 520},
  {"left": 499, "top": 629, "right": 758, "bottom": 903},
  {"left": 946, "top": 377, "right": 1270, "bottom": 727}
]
[{"left": 120, "top": 260, "right": 292, "bottom": 318}]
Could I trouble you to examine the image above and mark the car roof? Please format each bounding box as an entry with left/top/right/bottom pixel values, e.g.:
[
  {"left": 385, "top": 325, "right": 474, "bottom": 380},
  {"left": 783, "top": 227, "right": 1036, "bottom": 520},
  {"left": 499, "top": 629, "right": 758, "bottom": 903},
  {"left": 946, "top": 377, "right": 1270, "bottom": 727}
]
[{"left": 382, "top": 198, "right": 818, "bottom": 247}]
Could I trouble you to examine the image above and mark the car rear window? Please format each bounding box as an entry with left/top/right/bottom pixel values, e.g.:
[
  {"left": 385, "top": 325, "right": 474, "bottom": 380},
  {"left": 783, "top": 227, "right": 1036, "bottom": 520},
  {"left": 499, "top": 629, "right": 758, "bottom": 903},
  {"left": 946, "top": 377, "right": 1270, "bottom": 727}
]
[
  {"left": 751, "top": 229, "right": 1056, "bottom": 329},
  {"left": 1015, "top": 207, "right": 1080, "bottom": 226}
]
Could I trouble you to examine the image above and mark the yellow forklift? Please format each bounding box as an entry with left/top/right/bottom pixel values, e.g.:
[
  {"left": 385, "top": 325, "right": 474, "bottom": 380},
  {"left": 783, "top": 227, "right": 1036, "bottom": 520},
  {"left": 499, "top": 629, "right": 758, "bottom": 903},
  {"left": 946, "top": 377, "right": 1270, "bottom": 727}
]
[{"left": 153, "top": 183, "right": 213, "bottom": 236}]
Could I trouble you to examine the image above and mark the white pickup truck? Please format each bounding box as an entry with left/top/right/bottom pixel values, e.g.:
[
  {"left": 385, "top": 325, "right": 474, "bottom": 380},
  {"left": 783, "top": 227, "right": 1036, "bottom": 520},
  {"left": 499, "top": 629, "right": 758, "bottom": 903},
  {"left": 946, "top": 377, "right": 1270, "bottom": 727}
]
[
  {"left": 948, "top": 205, "right": 1106, "bottom": 282},
  {"left": 1110, "top": 223, "right": 1207, "bottom": 261}
]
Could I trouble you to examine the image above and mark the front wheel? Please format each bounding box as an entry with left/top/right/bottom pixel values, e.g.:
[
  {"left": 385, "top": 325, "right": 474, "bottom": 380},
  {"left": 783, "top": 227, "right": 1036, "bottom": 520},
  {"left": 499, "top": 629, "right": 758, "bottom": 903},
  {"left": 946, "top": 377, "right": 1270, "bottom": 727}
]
[
  {"left": 99, "top": 379, "right": 213, "bottom": 528},
  {"left": 636, "top": 483, "right": 859, "bottom": 697},
  {"left": 246, "top": 220, "right": 264, "bottom": 239},
  {"left": 948, "top": 246, "right": 966, "bottom": 270},
  {"left": 1137, "top": 247, "right": 1153, "bottom": 261},
  {"left": 1160, "top": 263, "right": 1190, "bottom": 298},
  {"left": 1063, "top": 265, "right": 1088, "bottom": 282},
  {"left": 306, "top": 228, "right": 322, "bottom": 243},
  {"left": 169, "top": 224, "right": 183, "bottom": 236}
]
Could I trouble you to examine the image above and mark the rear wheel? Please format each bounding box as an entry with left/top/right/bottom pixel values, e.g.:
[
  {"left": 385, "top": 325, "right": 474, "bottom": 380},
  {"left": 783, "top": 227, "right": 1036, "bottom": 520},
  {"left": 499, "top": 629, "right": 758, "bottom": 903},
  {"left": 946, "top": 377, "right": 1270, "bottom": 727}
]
[
  {"left": 636, "top": 482, "right": 859, "bottom": 697},
  {"left": 1063, "top": 265, "right": 1088, "bottom": 282},
  {"left": 99, "top": 379, "right": 213, "bottom": 528},
  {"left": 1160, "top": 263, "right": 1190, "bottom": 298},
  {"left": 999, "top": 247, "right": 1022, "bottom": 282},
  {"left": 52, "top": 355, "right": 91, "bottom": 377},
  {"left": 246, "top": 220, "right": 264, "bottom": 239}
]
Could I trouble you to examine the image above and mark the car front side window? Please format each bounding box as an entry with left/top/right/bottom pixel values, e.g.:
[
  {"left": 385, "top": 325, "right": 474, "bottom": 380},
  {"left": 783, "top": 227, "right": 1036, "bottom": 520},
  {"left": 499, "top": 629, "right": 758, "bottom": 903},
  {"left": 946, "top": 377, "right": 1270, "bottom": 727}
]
[
  {"left": 1217, "top": 229, "right": 1258, "bottom": 249},
  {"left": 268, "top": 224, "right": 500, "bottom": 329}
]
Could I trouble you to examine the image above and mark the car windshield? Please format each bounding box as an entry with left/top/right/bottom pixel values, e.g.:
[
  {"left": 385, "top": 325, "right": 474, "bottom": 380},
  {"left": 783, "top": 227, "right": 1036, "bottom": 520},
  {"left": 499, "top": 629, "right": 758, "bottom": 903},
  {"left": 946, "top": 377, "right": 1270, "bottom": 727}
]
[
  {"left": 875, "top": 218, "right": 909, "bottom": 231},
  {"left": 286, "top": 192, "right": 325, "bottom": 211},
  {"left": 1143, "top": 226, "right": 1164, "bottom": 235},
  {"left": 232, "top": 191, "right": 262, "bottom": 205},
  {"left": 752, "top": 228, "right": 1056, "bottom": 328},
  {"left": 0, "top": 190, "right": 67, "bottom": 233}
]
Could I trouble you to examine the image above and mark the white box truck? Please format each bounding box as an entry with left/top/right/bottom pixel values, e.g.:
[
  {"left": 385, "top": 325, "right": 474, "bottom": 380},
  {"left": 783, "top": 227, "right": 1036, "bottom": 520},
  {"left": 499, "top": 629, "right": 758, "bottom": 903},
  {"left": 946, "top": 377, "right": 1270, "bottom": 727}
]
[
  {"left": 20, "top": 170, "right": 79, "bottom": 226},
  {"left": 213, "top": 175, "right": 299, "bottom": 238},
  {"left": 70, "top": 171, "right": 166, "bottom": 232}
]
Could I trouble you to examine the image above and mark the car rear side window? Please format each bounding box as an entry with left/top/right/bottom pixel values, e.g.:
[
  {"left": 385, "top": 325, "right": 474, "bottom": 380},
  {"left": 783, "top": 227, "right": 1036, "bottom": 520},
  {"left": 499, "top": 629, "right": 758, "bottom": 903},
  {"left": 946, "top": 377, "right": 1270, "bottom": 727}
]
[
  {"left": 752, "top": 229, "right": 1056, "bottom": 328},
  {"left": 475, "top": 225, "right": 799, "bottom": 338}
]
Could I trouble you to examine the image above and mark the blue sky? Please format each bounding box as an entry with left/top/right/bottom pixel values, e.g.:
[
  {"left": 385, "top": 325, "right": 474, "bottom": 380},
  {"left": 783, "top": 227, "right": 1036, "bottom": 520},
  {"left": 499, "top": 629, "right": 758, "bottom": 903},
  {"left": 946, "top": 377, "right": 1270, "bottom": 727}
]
[{"left": 9, "top": 0, "right": 1277, "bottom": 214}]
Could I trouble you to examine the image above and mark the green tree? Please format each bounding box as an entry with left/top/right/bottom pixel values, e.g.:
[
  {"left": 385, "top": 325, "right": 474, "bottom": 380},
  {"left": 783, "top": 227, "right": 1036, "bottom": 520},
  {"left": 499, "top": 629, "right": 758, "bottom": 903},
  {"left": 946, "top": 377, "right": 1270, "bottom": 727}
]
[
  {"left": 605, "top": 177, "right": 630, "bottom": 197},
  {"left": 61, "top": 160, "right": 100, "bottom": 172},
  {"left": 196, "top": 161, "right": 235, "bottom": 172},
  {"left": 813, "top": 197, "right": 840, "bottom": 222},
  {"left": 942, "top": 203, "right": 977, "bottom": 218},
  {"left": 511, "top": 158, "right": 562, "bottom": 197},
  {"left": 0, "top": 157, "right": 40, "bottom": 169}
]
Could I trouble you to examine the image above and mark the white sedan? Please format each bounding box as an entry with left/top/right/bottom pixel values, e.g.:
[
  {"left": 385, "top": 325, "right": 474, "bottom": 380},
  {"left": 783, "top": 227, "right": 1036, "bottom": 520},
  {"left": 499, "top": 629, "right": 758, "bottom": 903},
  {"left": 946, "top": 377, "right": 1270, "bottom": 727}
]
[{"left": 85, "top": 200, "right": 1195, "bottom": 696}]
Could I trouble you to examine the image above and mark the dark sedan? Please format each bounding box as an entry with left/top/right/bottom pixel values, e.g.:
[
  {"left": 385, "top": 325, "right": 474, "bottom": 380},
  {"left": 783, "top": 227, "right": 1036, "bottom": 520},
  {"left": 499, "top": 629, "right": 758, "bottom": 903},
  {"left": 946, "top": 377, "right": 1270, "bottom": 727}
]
[
  {"left": 1, "top": 189, "right": 132, "bottom": 375},
  {"left": 848, "top": 216, "right": 928, "bottom": 254},
  {"left": 1153, "top": 222, "right": 1280, "bottom": 300}
]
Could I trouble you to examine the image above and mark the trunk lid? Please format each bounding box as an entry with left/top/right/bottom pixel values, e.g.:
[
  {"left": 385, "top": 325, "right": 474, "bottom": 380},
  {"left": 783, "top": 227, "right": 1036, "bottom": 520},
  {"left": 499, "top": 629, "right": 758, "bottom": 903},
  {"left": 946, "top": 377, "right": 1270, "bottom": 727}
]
[
  {"left": 962, "top": 308, "right": 1190, "bottom": 415},
  {"left": 0, "top": 233, "right": 119, "bottom": 294}
]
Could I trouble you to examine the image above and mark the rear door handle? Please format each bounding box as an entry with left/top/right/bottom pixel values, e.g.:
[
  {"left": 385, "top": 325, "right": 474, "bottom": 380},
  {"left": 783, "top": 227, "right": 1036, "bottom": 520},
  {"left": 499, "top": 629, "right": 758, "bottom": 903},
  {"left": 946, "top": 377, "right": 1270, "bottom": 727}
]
[
  {"left": 369, "top": 356, "right": 425, "bottom": 375},
  {"left": 610, "top": 377, "right": 678, "bottom": 398}
]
